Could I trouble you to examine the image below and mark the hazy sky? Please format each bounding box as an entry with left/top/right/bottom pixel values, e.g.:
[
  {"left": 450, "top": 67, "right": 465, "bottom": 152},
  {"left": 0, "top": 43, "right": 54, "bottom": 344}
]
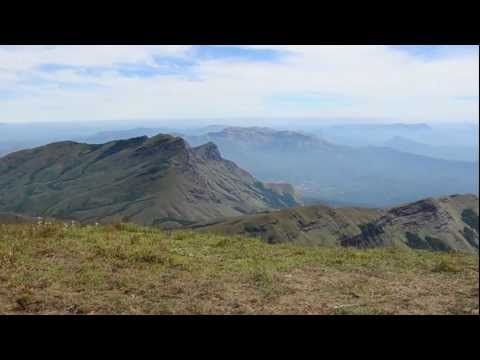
[{"left": 0, "top": 45, "right": 478, "bottom": 124}]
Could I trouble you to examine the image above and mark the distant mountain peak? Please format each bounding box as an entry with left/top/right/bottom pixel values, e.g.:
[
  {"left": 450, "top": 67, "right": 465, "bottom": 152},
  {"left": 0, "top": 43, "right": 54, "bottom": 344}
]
[{"left": 199, "top": 126, "right": 332, "bottom": 149}]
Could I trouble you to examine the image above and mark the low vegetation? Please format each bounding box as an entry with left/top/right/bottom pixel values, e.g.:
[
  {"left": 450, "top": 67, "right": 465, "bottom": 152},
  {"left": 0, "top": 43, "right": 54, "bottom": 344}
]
[
  {"left": 194, "top": 195, "right": 480, "bottom": 253},
  {"left": 0, "top": 222, "right": 478, "bottom": 315}
]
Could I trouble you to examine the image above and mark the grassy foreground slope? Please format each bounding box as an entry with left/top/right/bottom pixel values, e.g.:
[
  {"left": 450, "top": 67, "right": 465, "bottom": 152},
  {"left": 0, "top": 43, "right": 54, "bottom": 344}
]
[{"left": 0, "top": 223, "right": 478, "bottom": 314}]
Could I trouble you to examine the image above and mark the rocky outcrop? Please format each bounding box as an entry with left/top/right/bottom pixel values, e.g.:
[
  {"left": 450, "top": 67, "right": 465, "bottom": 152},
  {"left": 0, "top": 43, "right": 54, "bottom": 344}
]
[{"left": 341, "top": 195, "right": 479, "bottom": 253}]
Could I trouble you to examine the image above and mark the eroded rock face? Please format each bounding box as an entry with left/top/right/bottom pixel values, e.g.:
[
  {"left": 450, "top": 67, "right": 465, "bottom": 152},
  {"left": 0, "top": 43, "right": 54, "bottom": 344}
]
[
  {"left": 340, "top": 195, "right": 479, "bottom": 253},
  {"left": 380, "top": 199, "right": 454, "bottom": 232},
  {"left": 390, "top": 199, "right": 438, "bottom": 216}
]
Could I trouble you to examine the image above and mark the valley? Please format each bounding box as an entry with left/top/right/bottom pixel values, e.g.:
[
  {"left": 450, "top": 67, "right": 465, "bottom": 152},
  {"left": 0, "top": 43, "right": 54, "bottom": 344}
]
[{"left": 185, "top": 127, "right": 478, "bottom": 207}]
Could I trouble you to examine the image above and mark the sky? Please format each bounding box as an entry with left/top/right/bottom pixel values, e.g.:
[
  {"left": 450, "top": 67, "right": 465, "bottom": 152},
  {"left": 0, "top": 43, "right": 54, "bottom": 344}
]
[{"left": 0, "top": 45, "right": 478, "bottom": 124}]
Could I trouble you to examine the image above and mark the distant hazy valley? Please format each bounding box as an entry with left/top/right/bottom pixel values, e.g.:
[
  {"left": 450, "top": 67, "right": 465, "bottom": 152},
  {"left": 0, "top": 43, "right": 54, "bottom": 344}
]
[{"left": 185, "top": 126, "right": 478, "bottom": 207}]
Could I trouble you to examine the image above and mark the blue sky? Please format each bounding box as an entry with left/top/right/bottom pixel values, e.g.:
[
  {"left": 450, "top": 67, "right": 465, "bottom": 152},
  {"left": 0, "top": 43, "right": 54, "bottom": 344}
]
[
  {"left": 390, "top": 45, "right": 478, "bottom": 60},
  {"left": 33, "top": 46, "right": 288, "bottom": 78},
  {"left": 193, "top": 45, "right": 287, "bottom": 62},
  {"left": 0, "top": 45, "right": 478, "bottom": 123}
]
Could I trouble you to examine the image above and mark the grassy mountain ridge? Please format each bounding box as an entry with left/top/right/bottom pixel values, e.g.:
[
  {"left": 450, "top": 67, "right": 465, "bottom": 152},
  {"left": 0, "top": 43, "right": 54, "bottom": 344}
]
[
  {"left": 192, "top": 194, "right": 479, "bottom": 253},
  {"left": 0, "top": 134, "right": 299, "bottom": 226},
  {"left": 77, "top": 128, "right": 183, "bottom": 144},
  {"left": 192, "top": 204, "right": 381, "bottom": 246}
]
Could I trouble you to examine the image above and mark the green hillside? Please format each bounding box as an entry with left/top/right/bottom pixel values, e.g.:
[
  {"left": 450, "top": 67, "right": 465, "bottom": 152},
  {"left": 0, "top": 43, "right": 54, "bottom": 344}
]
[
  {"left": 0, "top": 222, "right": 477, "bottom": 315},
  {"left": 193, "top": 204, "right": 381, "bottom": 246},
  {"left": 193, "top": 194, "right": 479, "bottom": 253},
  {"left": 0, "top": 135, "right": 299, "bottom": 226}
]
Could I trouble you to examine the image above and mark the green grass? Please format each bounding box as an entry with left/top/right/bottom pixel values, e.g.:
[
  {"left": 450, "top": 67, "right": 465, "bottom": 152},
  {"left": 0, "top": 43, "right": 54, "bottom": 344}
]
[{"left": 0, "top": 223, "right": 478, "bottom": 314}]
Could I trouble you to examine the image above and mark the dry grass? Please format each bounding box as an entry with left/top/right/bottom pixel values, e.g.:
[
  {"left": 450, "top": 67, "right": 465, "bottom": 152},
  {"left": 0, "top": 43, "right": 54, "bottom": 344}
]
[{"left": 0, "top": 222, "right": 478, "bottom": 315}]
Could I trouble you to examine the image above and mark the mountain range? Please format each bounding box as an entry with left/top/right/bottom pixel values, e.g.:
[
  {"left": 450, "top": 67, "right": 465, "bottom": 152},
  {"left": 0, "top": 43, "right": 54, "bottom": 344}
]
[
  {"left": 0, "top": 131, "right": 478, "bottom": 253},
  {"left": 185, "top": 127, "right": 478, "bottom": 207},
  {"left": 0, "top": 134, "right": 299, "bottom": 226},
  {"left": 313, "top": 123, "right": 433, "bottom": 147}
]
